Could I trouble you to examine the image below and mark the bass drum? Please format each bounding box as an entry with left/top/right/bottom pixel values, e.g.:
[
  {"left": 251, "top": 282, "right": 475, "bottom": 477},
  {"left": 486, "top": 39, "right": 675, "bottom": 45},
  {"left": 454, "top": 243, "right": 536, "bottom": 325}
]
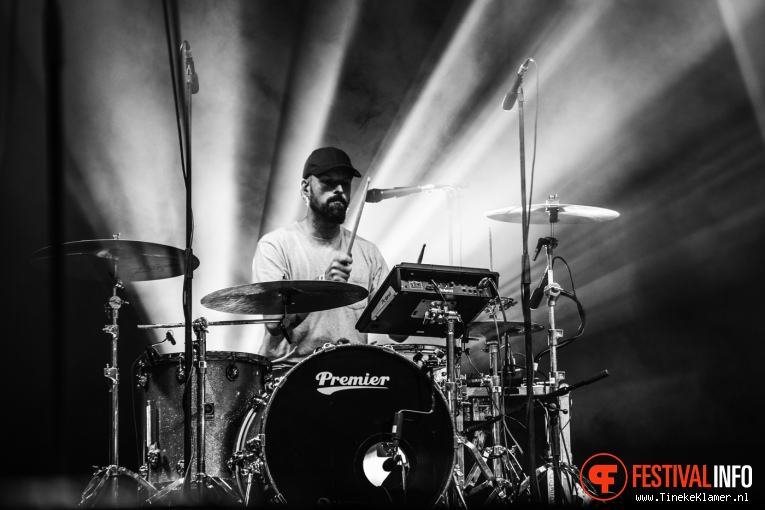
[
  {"left": 234, "top": 344, "right": 455, "bottom": 509},
  {"left": 135, "top": 351, "right": 271, "bottom": 488}
]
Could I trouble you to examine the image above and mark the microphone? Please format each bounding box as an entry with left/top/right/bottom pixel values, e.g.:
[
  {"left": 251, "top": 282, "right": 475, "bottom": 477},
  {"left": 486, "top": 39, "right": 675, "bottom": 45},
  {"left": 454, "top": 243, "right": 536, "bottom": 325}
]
[
  {"left": 391, "top": 411, "right": 404, "bottom": 448},
  {"left": 165, "top": 330, "right": 176, "bottom": 346},
  {"left": 183, "top": 41, "right": 200, "bottom": 94},
  {"left": 529, "top": 268, "right": 548, "bottom": 310},
  {"left": 533, "top": 237, "right": 547, "bottom": 261},
  {"left": 366, "top": 184, "right": 459, "bottom": 203},
  {"left": 502, "top": 58, "right": 531, "bottom": 111}
]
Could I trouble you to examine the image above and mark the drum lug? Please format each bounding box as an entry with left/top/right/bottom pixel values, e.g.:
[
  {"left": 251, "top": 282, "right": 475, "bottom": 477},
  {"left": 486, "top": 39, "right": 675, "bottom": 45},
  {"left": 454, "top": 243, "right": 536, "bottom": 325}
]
[
  {"left": 175, "top": 460, "right": 185, "bottom": 477},
  {"left": 147, "top": 442, "right": 160, "bottom": 468},
  {"left": 175, "top": 364, "right": 186, "bottom": 383},
  {"left": 228, "top": 436, "right": 265, "bottom": 480},
  {"left": 247, "top": 434, "right": 265, "bottom": 452}
]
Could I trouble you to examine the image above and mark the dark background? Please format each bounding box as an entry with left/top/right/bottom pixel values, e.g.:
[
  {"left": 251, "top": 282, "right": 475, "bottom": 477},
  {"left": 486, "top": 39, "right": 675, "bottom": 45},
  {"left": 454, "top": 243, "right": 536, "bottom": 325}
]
[{"left": 1, "top": 0, "right": 764, "bottom": 507}]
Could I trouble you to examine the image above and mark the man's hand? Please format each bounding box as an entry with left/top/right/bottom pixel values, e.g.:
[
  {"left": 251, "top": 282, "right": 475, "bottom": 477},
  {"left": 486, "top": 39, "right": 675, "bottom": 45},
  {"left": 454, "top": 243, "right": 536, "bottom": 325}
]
[
  {"left": 264, "top": 313, "right": 307, "bottom": 337},
  {"left": 324, "top": 252, "right": 353, "bottom": 282}
]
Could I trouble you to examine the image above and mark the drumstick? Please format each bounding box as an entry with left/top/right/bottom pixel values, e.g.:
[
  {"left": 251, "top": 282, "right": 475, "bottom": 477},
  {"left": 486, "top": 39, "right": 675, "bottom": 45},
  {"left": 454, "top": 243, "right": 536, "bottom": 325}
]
[{"left": 347, "top": 177, "right": 371, "bottom": 256}]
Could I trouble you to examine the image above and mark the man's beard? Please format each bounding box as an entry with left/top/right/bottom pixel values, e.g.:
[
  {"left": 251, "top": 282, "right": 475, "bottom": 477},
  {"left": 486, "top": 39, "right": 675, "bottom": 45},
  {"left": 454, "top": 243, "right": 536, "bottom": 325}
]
[{"left": 309, "top": 194, "right": 347, "bottom": 224}]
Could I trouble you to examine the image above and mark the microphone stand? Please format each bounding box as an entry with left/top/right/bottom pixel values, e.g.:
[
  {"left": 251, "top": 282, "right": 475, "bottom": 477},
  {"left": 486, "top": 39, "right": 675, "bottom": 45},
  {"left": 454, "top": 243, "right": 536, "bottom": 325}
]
[
  {"left": 181, "top": 41, "right": 197, "bottom": 501},
  {"left": 515, "top": 86, "right": 540, "bottom": 504}
]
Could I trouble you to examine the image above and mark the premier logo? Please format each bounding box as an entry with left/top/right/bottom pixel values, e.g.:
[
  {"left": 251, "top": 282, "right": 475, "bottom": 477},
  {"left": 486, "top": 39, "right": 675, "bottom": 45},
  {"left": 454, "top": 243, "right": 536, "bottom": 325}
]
[{"left": 315, "top": 371, "right": 390, "bottom": 395}]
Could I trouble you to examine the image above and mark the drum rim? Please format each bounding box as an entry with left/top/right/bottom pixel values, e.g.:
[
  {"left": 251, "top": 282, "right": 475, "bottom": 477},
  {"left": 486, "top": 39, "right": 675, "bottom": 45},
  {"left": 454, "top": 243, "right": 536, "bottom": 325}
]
[
  {"left": 238, "top": 342, "right": 456, "bottom": 507},
  {"left": 138, "top": 350, "right": 272, "bottom": 368}
]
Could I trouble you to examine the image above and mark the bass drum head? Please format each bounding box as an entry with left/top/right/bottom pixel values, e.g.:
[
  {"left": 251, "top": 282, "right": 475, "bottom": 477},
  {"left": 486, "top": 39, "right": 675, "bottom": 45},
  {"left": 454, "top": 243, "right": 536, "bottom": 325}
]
[{"left": 259, "top": 344, "right": 454, "bottom": 508}]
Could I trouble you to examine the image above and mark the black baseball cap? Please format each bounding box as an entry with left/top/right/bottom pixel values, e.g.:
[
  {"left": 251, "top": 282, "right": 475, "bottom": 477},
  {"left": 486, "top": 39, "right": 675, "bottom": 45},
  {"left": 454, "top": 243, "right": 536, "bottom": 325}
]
[{"left": 302, "top": 147, "right": 362, "bottom": 179}]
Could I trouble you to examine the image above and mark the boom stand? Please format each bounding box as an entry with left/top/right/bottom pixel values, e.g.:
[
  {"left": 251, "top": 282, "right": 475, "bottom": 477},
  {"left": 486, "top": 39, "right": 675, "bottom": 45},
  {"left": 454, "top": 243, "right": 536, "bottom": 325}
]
[{"left": 80, "top": 246, "right": 156, "bottom": 507}]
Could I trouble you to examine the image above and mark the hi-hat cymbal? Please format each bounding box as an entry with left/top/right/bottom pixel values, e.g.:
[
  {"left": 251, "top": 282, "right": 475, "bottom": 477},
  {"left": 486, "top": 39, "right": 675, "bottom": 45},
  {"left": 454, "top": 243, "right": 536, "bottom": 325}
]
[
  {"left": 485, "top": 204, "right": 620, "bottom": 224},
  {"left": 30, "top": 239, "right": 200, "bottom": 282},
  {"left": 200, "top": 280, "right": 369, "bottom": 315},
  {"left": 461, "top": 320, "right": 544, "bottom": 376}
]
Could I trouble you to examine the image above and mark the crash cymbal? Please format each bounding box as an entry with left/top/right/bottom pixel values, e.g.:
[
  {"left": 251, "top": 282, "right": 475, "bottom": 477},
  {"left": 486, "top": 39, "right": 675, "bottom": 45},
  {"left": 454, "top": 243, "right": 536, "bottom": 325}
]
[
  {"left": 467, "top": 320, "right": 544, "bottom": 339},
  {"left": 30, "top": 239, "right": 200, "bottom": 282},
  {"left": 485, "top": 204, "right": 620, "bottom": 224},
  {"left": 200, "top": 280, "right": 369, "bottom": 315}
]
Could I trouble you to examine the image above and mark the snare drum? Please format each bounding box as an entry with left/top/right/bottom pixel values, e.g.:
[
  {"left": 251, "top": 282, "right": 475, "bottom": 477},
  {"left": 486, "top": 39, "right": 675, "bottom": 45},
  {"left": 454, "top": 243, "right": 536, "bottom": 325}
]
[
  {"left": 232, "top": 343, "right": 454, "bottom": 508},
  {"left": 135, "top": 351, "right": 271, "bottom": 487}
]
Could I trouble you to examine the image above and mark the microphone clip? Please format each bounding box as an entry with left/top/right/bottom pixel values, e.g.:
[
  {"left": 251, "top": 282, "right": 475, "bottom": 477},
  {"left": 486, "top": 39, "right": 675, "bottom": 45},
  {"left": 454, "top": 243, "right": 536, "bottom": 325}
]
[{"left": 532, "top": 237, "right": 557, "bottom": 261}]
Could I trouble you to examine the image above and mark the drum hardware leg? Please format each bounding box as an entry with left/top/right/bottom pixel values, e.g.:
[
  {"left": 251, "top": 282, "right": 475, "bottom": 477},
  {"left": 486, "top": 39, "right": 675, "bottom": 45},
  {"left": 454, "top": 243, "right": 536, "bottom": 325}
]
[
  {"left": 424, "top": 300, "right": 508, "bottom": 507},
  {"left": 80, "top": 253, "right": 153, "bottom": 507},
  {"left": 229, "top": 437, "right": 267, "bottom": 506},
  {"left": 198, "top": 475, "right": 243, "bottom": 505},
  {"left": 145, "top": 475, "right": 185, "bottom": 505},
  {"left": 447, "top": 471, "right": 470, "bottom": 509},
  {"left": 455, "top": 434, "right": 508, "bottom": 503},
  {"left": 193, "top": 317, "right": 210, "bottom": 501},
  {"left": 245, "top": 471, "right": 254, "bottom": 506},
  {"left": 80, "top": 465, "right": 157, "bottom": 508},
  {"left": 536, "top": 238, "right": 568, "bottom": 507}
]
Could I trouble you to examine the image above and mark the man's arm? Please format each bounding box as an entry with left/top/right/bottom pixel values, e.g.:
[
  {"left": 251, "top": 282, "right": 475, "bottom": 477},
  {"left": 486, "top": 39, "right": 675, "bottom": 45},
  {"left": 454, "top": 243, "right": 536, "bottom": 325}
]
[{"left": 251, "top": 238, "right": 305, "bottom": 337}]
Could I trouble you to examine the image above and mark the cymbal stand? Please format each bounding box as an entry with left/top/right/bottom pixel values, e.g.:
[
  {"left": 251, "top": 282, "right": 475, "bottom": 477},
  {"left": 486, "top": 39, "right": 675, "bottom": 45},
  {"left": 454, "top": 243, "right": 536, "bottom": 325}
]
[
  {"left": 194, "top": 317, "right": 209, "bottom": 495},
  {"left": 423, "top": 302, "right": 506, "bottom": 507},
  {"left": 143, "top": 316, "right": 242, "bottom": 506},
  {"left": 537, "top": 203, "right": 567, "bottom": 506},
  {"left": 461, "top": 304, "right": 524, "bottom": 504},
  {"left": 80, "top": 249, "right": 156, "bottom": 507}
]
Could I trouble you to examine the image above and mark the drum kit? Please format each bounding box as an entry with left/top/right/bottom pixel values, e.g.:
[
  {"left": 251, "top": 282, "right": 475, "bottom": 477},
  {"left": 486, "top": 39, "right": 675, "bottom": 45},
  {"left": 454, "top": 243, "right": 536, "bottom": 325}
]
[{"left": 29, "top": 197, "right": 618, "bottom": 508}]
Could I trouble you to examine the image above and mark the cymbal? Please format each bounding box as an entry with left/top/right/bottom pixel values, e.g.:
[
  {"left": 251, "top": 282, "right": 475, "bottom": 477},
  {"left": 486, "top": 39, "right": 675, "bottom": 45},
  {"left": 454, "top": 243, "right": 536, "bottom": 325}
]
[
  {"left": 30, "top": 239, "right": 200, "bottom": 282},
  {"left": 200, "top": 280, "right": 369, "bottom": 315},
  {"left": 485, "top": 204, "right": 620, "bottom": 224},
  {"left": 467, "top": 320, "right": 544, "bottom": 339},
  {"left": 461, "top": 320, "right": 544, "bottom": 376}
]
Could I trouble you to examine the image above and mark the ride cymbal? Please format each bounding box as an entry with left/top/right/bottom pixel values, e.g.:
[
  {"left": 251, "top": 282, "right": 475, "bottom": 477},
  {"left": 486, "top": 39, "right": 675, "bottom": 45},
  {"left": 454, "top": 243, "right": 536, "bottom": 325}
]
[
  {"left": 485, "top": 204, "right": 620, "bottom": 224},
  {"left": 200, "top": 280, "right": 369, "bottom": 315},
  {"left": 30, "top": 239, "right": 199, "bottom": 282}
]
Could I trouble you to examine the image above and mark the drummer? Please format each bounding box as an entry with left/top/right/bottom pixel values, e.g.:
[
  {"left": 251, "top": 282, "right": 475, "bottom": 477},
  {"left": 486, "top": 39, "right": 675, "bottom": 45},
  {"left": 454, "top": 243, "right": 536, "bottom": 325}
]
[{"left": 251, "top": 147, "right": 405, "bottom": 376}]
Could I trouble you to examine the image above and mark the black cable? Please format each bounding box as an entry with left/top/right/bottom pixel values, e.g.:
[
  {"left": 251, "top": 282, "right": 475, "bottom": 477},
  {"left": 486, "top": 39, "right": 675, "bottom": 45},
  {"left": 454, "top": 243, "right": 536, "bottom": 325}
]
[
  {"left": 161, "top": 0, "right": 186, "bottom": 182},
  {"left": 534, "top": 256, "right": 586, "bottom": 364},
  {"left": 526, "top": 59, "right": 540, "bottom": 225}
]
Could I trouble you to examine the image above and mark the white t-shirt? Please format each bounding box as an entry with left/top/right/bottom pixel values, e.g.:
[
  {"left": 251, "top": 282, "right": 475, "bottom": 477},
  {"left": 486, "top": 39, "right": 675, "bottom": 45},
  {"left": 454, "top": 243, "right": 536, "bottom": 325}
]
[{"left": 251, "top": 221, "right": 389, "bottom": 371}]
